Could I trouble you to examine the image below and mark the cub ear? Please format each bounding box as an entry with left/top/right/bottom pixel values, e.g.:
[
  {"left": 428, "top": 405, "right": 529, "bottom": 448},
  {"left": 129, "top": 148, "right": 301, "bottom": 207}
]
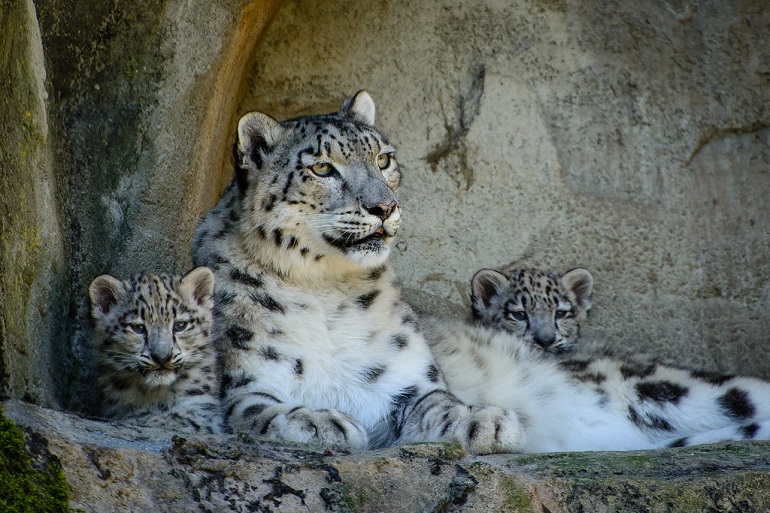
[
  {"left": 561, "top": 268, "right": 594, "bottom": 316},
  {"left": 180, "top": 267, "right": 215, "bottom": 307},
  {"left": 237, "top": 111, "right": 284, "bottom": 171},
  {"left": 89, "top": 275, "right": 123, "bottom": 317},
  {"left": 341, "top": 90, "right": 376, "bottom": 126},
  {"left": 470, "top": 268, "right": 508, "bottom": 318}
]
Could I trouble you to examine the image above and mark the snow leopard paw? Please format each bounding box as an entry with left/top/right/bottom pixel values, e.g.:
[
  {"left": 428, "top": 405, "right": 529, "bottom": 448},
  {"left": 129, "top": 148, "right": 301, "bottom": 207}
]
[{"left": 258, "top": 406, "right": 369, "bottom": 451}]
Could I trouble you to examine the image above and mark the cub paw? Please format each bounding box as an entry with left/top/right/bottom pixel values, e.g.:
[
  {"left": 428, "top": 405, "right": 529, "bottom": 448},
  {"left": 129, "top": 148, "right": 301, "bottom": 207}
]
[
  {"left": 260, "top": 406, "right": 369, "bottom": 451},
  {"left": 452, "top": 405, "right": 525, "bottom": 455}
]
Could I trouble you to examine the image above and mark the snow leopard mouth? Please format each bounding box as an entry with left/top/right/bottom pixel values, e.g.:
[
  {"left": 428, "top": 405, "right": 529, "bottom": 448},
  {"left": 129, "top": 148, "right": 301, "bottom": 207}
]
[{"left": 323, "top": 230, "right": 389, "bottom": 251}]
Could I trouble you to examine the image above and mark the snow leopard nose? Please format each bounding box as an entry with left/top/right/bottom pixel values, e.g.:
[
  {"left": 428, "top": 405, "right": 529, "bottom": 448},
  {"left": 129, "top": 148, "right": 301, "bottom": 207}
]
[
  {"left": 534, "top": 333, "right": 556, "bottom": 349},
  {"left": 365, "top": 200, "right": 398, "bottom": 220},
  {"left": 151, "top": 348, "right": 173, "bottom": 367}
]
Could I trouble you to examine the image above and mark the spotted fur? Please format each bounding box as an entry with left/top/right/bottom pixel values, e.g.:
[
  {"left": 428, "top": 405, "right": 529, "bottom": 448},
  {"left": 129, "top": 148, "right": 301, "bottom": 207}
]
[
  {"left": 88, "top": 268, "right": 222, "bottom": 434},
  {"left": 191, "top": 91, "right": 521, "bottom": 453},
  {"left": 471, "top": 267, "right": 593, "bottom": 354},
  {"left": 425, "top": 316, "right": 770, "bottom": 452}
]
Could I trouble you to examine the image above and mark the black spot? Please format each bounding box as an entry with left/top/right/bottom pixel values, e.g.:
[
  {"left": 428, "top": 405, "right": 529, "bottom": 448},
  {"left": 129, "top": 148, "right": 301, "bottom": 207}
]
[
  {"left": 273, "top": 228, "right": 284, "bottom": 246},
  {"left": 356, "top": 290, "right": 381, "bottom": 309},
  {"left": 578, "top": 373, "right": 607, "bottom": 385},
  {"left": 260, "top": 412, "right": 280, "bottom": 434},
  {"left": 668, "top": 437, "right": 687, "bottom": 448},
  {"left": 367, "top": 266, "right": 386, "bottom": 281},
  {"left": 224, "top": 374, "right": 254, "bottom": 390},
  {"left": 559, "top": 359, "right": 591, "bottom": 373},
  {"left": 214, "top": 291, "right": 236, "bottom": 306},
  {"left": 230, "top": 269, "right": 263, "bottom": 289},
  {"left": 226, "top": 326, "right": 253, "bottom": 347},
  {"left": 243, "top": 404, "right": 266, "bottom": 418},
  {"left": 251, "top": 292, "right": 286, "bottom": 313},
  {"left": 390, "top": 334, "right": 408, "bottom": 350},
  {"left": 467, "top": 421, "right": 479, "bottom": 441},
  {"left": 628, "top": 406, "right": 674, "bottom": 431},
  {"left": 256, "top": 225, "right": 267, "bottom": 239},
  {"left": 427, "top": 364, "right": 440, "bottom": 383},
  {"left": 294, "top": 359, "right": 304, "bottom": 376},
  {"left": 718, "top": 387, "right": 756, "bottom": 420},
  {"left": 741, "top": 423, "right": 761, "bottom": 439},
  {"left": 402, "top": 313, "right": 418, "bottom": 329},
  {"left": 691, "top": 370, "right": 734, "bottom": 386},
  {"left": 393, "top": 386, "right": 418, "bottom": 407},
  {"left": 264, "top": 194, "right": 277, "bottom": 212},
  {"left": 635, "top": 381, "right": 688, "bottom": 404},
  {"left": 185, "top": 388, "right": 205, "bottom": 396},
  {"left": 363, "top": 365, "right": 386, "bottom": 383},
  {"left": 287, "top": 236, "right": 299, "bottom": 249},
  {"left": 620, "top": 361, "right": 657, "bottom": 380},
  {"left": 300, "top": 247, "right": 310, "bottom": 257},
  {"left": 261, "top": 346, "right": 280, "bottom": 361}
]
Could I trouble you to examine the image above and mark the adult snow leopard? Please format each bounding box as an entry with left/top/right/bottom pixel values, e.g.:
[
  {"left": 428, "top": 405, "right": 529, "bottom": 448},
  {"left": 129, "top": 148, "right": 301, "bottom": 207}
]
[
  {"left": 88, "top": 267, "right": 222, "bottom": 434},
  {"left": 191, "top": 91, "right": 520, "bottom": 453},
  {"left": 470, "top": 267, "right": 593, "bottom": 354}
]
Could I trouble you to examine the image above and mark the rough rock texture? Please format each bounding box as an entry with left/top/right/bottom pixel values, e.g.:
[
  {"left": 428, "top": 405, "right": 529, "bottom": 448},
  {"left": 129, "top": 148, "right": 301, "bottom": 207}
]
[{"left": 6, "top": 400, "right": 770, "bottom": 513}]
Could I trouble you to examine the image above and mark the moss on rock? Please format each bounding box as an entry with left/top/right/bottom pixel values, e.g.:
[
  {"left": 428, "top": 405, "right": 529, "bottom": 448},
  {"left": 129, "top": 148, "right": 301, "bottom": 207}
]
[{"left": 0, "top": 408, "right": 72, "bottom": 513}]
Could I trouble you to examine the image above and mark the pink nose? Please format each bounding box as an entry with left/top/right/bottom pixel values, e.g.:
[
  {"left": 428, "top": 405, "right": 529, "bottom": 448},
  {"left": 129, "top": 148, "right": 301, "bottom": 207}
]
[{"left": 365, "top": 200, "right": 397, "bottom": 220}]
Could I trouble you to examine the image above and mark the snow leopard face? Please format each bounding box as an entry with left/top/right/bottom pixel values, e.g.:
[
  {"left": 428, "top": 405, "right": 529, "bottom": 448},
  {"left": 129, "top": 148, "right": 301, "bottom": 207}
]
[
  {"left": 234, "top": 91, "right": 402, "bottom": 270},
  {"left": 471, "top": 267, "right": 594, "bottom": 354},
  {"left": 89, "top": 268, "right": 215, "bottom": 391}
]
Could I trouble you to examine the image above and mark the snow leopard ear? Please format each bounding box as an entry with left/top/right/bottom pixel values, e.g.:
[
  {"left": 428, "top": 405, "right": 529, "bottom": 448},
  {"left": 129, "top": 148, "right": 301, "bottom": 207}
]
[
  {"left": 237, "top": 111, "right": 285, "bottom": 172},
  {"left": 471, "top": 268, "right": 508, "bottom": 319},
  {"left": 561, "top": 268, "right": 594, "bottom": 317},
  {"left": 341, "top": 90, "right": 376, "bottom": 126},
  {"left": 89, "top": 275, "right": 124, "bottom": 317},
  {"left": 180, "top": 267, "right": 215, "bottom": 308}
]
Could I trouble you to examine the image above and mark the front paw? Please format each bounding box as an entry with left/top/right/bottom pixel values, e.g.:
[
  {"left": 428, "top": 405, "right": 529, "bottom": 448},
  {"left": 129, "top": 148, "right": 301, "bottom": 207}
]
[
  {"left": 452, "top": 405, "right": 525, "bottom": 455},
  {"left": 259, "top": 406, "right": 369, "bottom": 451}
]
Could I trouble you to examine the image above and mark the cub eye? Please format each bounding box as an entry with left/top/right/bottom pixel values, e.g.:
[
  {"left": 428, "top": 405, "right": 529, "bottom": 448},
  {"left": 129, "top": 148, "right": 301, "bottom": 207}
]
[
  {"left": 129, "top": 323, "right": 147, "bottom": 335},
  {"left": 508, "top": 311, "right": 527, "bottom": 322},
  {"left": 309, "top": 162, "right": 334, "bottom": 177},
  {"left": 555, "top": 309, "right": 572, "bottom": 320},
  {"left": 173, "top": 321, "right": 189, "bottom": 333},
  {"left": 376, "top": 153, "right": 393, "bottom": 170}
]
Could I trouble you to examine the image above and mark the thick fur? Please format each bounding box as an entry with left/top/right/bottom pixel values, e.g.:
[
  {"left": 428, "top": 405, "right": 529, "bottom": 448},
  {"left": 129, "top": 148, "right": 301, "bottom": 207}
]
[
  {"left": 191, "top": 91, "right": 521, "bottom": 453},
  {"left": 88, "top": 268, "right": 222, "bottom": 434},
  {"left": 471, "top": 267, "right": 593, "bottom": 354},
  {"left": 425, "top": 317, "right": 770, "bottom": 452}
]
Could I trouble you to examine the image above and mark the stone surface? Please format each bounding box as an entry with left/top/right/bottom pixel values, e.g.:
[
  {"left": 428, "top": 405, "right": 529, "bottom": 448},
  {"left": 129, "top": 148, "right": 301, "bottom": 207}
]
[{"left": 6, "top": 400, "right": 770, "bottom": 512}]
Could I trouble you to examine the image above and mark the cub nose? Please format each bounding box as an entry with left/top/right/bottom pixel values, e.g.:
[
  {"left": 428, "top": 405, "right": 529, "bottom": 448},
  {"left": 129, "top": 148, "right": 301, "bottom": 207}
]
[{"left": 365, "top": 200, "right": 398, "bottom": 220}]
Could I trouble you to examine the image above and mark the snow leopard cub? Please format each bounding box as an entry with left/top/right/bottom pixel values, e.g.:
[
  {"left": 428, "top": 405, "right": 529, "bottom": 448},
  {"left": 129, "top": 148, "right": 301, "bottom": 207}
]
[
  {"left": 88, "top": 267, "right": 222, "bottom": 434},
  {"left": 425, "top": 316, "right": 770, "bottom": 453},
  {"left": 191, "top": 91, "right": 521, "bottom": 453},
  {"left": 471, "top": 267, "right": 593, "bottom": 354}
]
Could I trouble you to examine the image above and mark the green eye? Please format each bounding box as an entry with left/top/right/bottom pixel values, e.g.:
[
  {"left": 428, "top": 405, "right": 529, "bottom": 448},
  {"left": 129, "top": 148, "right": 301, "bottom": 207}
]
[
  {"left": 173, "top": 321, "right": 189, "bottom": 333},
  {"left": 129, "top": 323, "right": 147, "bottom": 335},
  {"left": 310, "top": 162, "right": 334, "bottom": 176},
  {"left": 376, "top": 153, "right": 392, "bottom": 170}
]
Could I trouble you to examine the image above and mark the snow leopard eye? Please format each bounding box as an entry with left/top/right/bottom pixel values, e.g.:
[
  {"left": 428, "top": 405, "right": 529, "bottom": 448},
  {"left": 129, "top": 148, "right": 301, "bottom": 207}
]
[
  {"left": 309, "top": 162, "right": 335, "bottom": 177},
  {"left": 555, "top": 309, "right": 572, "bottom": 320},
  {"left": 508, "top": 311, "right": 527, "bottom": 322},
  {"left": 173, "top": 321, "right": 189, "bottom": 333},
  {"left": 376, "top": 153, "right": 393, "bottom": 170},
  {"left": 128, "top": 322, "right": 147, "bottom": 335}
]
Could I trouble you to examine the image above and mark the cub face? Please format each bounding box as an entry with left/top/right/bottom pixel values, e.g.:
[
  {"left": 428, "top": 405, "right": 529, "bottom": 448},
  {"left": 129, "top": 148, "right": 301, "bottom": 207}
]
[
  {"left": 88, "top": 268, "right": 215, "bottom": 389},
  {"left": 471, "top": 267, "right": 594, "bottom": 354},
  {"left": 236, "top": 91, "right": 401, "bottom": 269}
]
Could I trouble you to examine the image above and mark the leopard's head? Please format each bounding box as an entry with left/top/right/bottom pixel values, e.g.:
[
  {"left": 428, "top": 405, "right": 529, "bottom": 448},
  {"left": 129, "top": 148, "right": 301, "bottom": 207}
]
[
  {"left": 471, "top": 267, "right": 594, "bottom": 354},
  {"left": 89, "top": 268, "right": 215, "bottom": 390},
  {"left": 234, "top": 91, "right": 401, "bottom": 275}
]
